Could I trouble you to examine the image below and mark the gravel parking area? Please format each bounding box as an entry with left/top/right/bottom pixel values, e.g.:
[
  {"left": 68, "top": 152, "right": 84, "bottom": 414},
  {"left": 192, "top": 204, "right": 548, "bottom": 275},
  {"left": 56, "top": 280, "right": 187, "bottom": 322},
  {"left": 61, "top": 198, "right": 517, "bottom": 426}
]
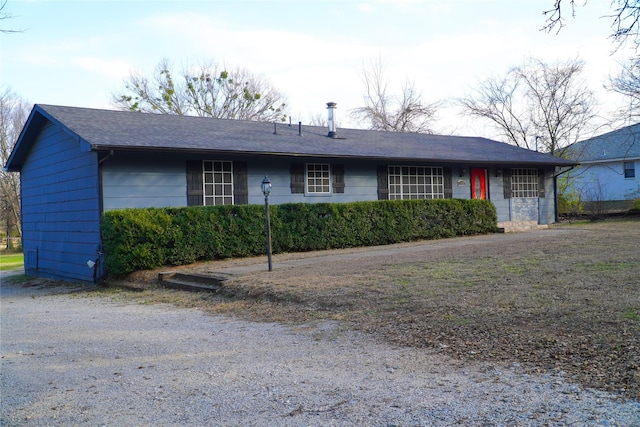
[{"left": 1, "top": 280, "right": 639, "bottom": 426}]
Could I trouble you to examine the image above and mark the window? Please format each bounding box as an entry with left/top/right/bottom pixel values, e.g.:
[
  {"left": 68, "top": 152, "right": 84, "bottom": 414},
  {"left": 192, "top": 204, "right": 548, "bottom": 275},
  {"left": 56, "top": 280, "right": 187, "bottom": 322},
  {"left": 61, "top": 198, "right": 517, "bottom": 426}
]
[
  {"left": 203, "top": 160, "right": 234, "bottom": 205},
  {"left": 511, "top": 168, "right": 538, "bottom": 198},
  {"left": 290, "top": 163, "right": 344, "bottom": 195},
  {"left": 187, "top": 160, "right": 247, "bottom": 206},
  {"left": 388, "top": 166, "right": 444, "bottom": 200},
  {"left": 624, "top": 161, "right": 636, "bottom": 179},
  {"left": 306, "top": 163, "right": 331, "bottom": 193}
]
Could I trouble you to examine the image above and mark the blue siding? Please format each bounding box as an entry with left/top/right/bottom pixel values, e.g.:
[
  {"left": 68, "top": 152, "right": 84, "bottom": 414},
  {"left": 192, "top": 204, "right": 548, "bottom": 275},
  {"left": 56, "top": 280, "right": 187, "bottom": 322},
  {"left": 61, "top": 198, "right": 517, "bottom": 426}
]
[
  {"left": 569, "top": 161, "right": 639, "bottom": 201},
  {"left": 495, "top": 169, "right": 555, "bottom": 224},
  {"left": 539, "top": 175, "right": 556, "bottom": 224},
  {"left": 101, "top": 154, "right": 558, "bottom": 227},
  {"left": 101, "top": 152, "right": 187, "bottom": 210},
  {"left": 248, "top": 158, "right": 378, "bottom": 205},
  {"left": 452, "top": 167, "right": 556, "bottom": 224},
  {"left": 20, "top": 122, "right": 101, "bottom": 283},
  {"left": 487, "top": 173, "right": 511, "bottom": 222},
  {"left": 102, "top": 155, "right": 382, "bottom": 209}
]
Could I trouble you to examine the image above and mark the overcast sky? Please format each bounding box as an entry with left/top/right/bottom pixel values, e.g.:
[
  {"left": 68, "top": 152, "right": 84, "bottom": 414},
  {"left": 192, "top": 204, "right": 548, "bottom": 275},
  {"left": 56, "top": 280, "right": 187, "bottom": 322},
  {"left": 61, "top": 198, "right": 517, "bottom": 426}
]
[{"left": 1, "top": 0, "right": 635, "bottom": 139}]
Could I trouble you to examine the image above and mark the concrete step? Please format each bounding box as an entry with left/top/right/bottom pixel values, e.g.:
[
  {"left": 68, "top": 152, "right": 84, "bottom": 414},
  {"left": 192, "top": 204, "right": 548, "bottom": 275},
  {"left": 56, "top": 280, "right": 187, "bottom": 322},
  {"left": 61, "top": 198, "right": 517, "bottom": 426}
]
[
  {"left": 497, "top": 221, "right": 549, "bottom": 233},
  {"left": 157, "top": 271, "right": 231, "bottom": 292}
]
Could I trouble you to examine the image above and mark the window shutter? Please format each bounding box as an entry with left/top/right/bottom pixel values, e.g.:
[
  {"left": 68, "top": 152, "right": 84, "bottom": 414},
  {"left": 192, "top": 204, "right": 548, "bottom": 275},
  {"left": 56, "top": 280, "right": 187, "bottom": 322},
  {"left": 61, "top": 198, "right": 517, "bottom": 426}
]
[
  {"left": 233, "top": 161, "right": 248, "bottom": 205},
  {"left": 538, "top": 169, "right": 546, "bottom": 198},
  {"left": 503, "top": 168, "right": 512, "bottom": 199},
  {"left": 186, "top": 160, "right": 203, "bottom": 206},
  {"left": 377, "top": 165, "right": 389, "bottom": 200},
  {"left": 332, "top": 164, "right": 345, "bottom": 194},
  {"left": 443, "top": 167, "right": 452, "bottom": 198},
  {"left": 290, "top": 163, "right": 305, "bottom": 194}
]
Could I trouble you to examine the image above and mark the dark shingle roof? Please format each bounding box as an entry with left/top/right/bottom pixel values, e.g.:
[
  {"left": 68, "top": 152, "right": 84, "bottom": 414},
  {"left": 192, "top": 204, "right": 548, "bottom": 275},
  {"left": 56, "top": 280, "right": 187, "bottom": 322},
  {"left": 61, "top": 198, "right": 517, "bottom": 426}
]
[
  {"left": 565, "top": 123, "right": 640, "bottom": 162},
  {"left": 6, "top": 104, "right": 576, "bottom": 171}
]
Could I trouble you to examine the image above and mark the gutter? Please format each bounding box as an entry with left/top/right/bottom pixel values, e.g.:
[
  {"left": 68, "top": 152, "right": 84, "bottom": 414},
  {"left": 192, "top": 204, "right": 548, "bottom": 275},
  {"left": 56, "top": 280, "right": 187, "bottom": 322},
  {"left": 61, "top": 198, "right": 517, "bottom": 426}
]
[
  {"left": 88, "top": 145, "right": 576, "bottom": 167},
  {"left": 572, "top": 156, "right": 640, "bottom": 165},
  {"left": 554, "top": 165, "right": 577, "bottom": 178}
]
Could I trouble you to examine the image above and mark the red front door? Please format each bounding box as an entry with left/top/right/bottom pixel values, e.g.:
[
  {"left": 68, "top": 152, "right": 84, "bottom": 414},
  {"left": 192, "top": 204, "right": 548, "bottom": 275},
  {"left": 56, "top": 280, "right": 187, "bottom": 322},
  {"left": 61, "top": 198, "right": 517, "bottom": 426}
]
[{"left": 471, "top": 168, "right": 488, "bottom": 199}]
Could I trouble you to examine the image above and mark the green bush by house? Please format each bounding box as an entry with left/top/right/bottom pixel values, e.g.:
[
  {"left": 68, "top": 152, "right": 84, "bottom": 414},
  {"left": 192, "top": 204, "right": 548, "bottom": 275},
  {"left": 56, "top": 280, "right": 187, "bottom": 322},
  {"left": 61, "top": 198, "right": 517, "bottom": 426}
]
[{"left": 102, "top": 199, "right": 498, "bottom": 276}]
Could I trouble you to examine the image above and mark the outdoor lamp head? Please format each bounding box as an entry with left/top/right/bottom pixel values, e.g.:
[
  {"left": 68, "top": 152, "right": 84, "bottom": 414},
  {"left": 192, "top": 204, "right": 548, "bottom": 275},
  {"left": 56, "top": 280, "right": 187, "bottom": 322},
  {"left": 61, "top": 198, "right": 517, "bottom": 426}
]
[{"left": 261, "top": 175, "right": 272, "bottom": 197}]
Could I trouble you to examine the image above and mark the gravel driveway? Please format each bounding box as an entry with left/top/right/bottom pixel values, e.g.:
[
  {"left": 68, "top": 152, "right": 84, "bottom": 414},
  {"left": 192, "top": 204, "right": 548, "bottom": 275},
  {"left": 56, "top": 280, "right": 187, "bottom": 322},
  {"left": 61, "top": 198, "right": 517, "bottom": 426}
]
[{"left": 1, "top": 280, "right": 639, "bottom": 426}]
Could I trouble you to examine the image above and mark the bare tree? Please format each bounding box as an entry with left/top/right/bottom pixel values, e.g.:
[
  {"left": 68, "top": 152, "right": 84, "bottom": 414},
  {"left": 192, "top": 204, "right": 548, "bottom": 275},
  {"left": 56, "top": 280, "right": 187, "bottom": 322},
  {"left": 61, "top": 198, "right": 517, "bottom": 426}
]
[
  {"left": 113, "top": 58, "right": 288, "bottom": 122},
  {"left": 543, "top": 0, "right": 640, "bottom": 47},
  {"left": 609, "top": 55, "right": 640, "bottom": 121},
  {"left": 306, "top": 113, "right": 327, "bottom": 127},
  {"left": 460, "top": 57, "right": 597, "bottom": 156},
  {"left": 0, "top": 87, "right": 29, "bottom": 249},
  {"left": 0, "top": 0, "right": 24, "bottom": 34},
  {"left": 542, "top": 0, "right": 580, "bottom": 34},
  {"left": 350, "top": 57, "right": 439, "bottom": 133},
  {"left": 459, "top": 74, "right": 530, "bottom": 147}
]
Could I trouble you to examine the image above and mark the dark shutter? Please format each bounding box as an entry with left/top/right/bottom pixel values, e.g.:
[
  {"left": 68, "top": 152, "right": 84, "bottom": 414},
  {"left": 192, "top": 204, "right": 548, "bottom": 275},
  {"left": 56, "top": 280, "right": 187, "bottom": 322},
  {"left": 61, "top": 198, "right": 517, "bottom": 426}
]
[
  {"left": 503, "top": 168, "right": 512, "bottom": 199},
  {"left": 443, "top": 167, "right": 452, "bottom": 199},
  {"left": 233, "top": 161, "right": 248, "bottom": 205},
  {"left": 538, "top": 169, "right": 546, "bottom": 198},
  {"left": 332, "top": 164, "right": 345, "bottom": 194},
  {"left": 377, "top": 165, "right": 389, "bottom": 200},
  {"left": 290, "top": 163, "right": 305, "bottom": 194},
  {"left": 186, "top": 160, "right": 203, "bottom": 206}
]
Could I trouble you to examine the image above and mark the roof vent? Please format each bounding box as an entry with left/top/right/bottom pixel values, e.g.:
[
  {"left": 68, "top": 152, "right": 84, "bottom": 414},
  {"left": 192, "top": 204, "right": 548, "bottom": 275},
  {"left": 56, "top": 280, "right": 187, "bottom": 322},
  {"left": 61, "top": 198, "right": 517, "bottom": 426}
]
[{"left": 327, "top": 102, "right": 337, "bottom": 138}]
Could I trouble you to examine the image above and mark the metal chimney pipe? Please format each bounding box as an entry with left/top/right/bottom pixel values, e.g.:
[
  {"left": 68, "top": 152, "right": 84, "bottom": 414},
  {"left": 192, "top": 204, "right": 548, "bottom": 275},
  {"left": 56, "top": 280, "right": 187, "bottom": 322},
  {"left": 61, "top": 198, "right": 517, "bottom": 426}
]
[{"left": 326, "top": 102, "right": 337, "bottom": 138}]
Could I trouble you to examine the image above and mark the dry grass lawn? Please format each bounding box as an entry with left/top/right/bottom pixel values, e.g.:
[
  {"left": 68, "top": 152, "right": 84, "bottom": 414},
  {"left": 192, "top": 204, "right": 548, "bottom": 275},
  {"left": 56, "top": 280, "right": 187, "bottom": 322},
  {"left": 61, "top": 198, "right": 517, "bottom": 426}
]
[{"left": 109, "top": 219, "right": 640, "bottom": 400}]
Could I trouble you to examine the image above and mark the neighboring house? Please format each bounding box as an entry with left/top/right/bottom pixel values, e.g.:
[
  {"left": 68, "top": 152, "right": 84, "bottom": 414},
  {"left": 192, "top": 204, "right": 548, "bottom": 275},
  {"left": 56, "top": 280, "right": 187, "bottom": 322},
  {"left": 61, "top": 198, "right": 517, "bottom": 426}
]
[
  {"left": 565, "top": 123, "right": 640, "bottom": 212},
  {"left": 5, "top": 104, "right": 576, "bottom": 283}
]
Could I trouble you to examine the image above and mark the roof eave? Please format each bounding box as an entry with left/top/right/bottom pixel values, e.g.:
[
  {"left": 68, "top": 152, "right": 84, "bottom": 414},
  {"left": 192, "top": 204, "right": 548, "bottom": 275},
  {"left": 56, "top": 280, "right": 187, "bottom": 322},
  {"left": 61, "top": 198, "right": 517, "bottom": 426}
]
[
  {"left": 4, "top": 107, "right": 46, "bottom": 171},
  {"left": 90, "top": 144, "right": 577, "bottom": 167},
  {"left": 5, "top": 105, "right": 90, "bottom": 171}
]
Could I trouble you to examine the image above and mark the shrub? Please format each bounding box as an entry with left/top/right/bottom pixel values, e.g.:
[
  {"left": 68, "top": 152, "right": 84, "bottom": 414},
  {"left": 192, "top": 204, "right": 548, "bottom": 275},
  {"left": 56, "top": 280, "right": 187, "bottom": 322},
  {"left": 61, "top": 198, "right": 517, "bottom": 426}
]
[
  {"left": 102, "top": 199, "right": 498, "bottom": 276},
  {"left": 557, "top": 175, "right": 583, "bottom": 215}
]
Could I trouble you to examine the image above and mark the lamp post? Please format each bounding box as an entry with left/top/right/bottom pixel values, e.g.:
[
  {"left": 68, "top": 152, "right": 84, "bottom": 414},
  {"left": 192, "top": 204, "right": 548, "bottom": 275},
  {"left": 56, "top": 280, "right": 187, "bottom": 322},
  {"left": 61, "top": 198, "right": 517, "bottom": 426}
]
[{"left": 260, "top": 175, "right": 273, "bottom": 271}]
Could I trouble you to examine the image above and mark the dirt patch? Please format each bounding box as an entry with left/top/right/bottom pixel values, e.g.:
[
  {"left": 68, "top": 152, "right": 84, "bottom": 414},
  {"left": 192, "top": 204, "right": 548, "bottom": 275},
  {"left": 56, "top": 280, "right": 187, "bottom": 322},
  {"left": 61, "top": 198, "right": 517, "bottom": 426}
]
[{"left": 111, "top": 219, "right": 640, "bottom": 400}]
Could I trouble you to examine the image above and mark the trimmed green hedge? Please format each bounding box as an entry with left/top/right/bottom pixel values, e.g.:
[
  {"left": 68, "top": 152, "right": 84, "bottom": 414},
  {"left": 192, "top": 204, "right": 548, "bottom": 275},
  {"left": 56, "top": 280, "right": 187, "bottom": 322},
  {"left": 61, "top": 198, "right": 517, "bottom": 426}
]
[{"left": 102, "top": 199, "right": 498, "bottom": 276}]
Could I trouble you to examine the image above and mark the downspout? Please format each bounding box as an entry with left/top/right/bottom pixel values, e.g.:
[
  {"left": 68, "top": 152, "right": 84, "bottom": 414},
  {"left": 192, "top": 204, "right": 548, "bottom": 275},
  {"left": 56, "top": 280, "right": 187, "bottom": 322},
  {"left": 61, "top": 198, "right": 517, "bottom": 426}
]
[
  {"left": 95, "top": 150, "right": 114, "bottom": 283},
  {"left": 98, "top": 149, "right": 115, "bottom": 166},
  {"left": 97, "top": 150, "right": 114, "bottom": 213}
]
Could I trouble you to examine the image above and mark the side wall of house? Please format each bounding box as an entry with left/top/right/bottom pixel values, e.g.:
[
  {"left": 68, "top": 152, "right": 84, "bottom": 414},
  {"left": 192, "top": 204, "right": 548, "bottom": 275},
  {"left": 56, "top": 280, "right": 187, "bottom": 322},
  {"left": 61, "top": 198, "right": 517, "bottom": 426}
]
[
  {"left": 101, "top": 154, "right": 381, "bottom": 210},
  {"left": 451, "top": 166, "right": 556, "bottom": 225},
  {"left": 101, "top": 152, "right": 187, "bottom": 209},
  {"left": 100, "top": 153, "right": 558, "bottom": 225},
  {"left": 249, "top": 157, "right": 378, "bottom": 205},
  {"left": 488, "top": 172, "right": 510, "bottom": 222},
  {"left": 539, "top": 173, "right": 557, "bottom": 224},
  {"left": 569, "top": 161, "right": 639, "bottom": 201},
  {"left": 21, "top": 122, "right": 102, "bottom": 283}
]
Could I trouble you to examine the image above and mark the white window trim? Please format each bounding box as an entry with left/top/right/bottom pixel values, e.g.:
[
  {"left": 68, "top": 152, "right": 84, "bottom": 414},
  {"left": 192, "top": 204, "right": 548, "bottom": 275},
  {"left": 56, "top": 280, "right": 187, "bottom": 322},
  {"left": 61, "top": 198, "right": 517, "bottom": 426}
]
[
  {"left": 511, "top": 168, "right": 538, "bottom": 198},
  {"left": 203, "top": 160, "right": 234, "bottom": 205},
  {"left": 624, "top": 161, "right": 636, "bottom": 179},
  {"left": 305, "top": 163, "right": 332, "bottom": 195},
  {"left": 388, "top": 165, "right": 445, "bottom": 200}
]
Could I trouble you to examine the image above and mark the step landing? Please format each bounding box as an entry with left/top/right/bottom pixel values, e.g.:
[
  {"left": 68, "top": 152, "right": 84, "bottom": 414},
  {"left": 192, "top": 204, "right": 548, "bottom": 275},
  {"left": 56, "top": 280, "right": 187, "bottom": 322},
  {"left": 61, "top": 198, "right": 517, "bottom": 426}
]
[
  {"left": 157, "top": 271, "right": 231, "bottom": 292},
  {"left": 497, "top": 221, "right": 549, "bottom": 233}
]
